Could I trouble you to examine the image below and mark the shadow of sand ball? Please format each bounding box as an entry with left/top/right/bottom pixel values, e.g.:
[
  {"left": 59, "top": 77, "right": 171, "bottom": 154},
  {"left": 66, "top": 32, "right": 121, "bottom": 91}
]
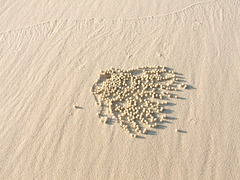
[{"left": 91, "top": 65, "right": 188, "bottom": 138}]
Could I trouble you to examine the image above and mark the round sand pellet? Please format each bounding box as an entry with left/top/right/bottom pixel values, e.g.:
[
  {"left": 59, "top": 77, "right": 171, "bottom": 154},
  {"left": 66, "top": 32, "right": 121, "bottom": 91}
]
[{"left": 91, "top": 66, "right": 187, "bottom": 137}]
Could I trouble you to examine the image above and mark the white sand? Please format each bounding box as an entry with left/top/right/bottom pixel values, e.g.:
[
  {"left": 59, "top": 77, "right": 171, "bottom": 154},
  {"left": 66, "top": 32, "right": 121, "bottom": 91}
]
[{"left": 0, "top": 0, "right": 240, "bottom": 179}]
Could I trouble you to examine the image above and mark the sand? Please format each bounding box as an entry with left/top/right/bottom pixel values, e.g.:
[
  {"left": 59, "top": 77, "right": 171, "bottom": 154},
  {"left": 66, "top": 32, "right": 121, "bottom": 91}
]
[{"left": 0, "top": 0, "right": 240, "bottom": 179}]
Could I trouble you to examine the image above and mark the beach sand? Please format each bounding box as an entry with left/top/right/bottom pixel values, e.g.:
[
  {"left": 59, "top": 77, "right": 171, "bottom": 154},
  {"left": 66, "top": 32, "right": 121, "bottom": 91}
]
[{"left": 0, "top": 0, "right": 239, "bottom": 179}]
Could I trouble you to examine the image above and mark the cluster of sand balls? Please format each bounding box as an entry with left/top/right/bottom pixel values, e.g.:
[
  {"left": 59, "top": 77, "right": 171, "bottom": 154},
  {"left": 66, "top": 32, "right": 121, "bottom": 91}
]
[{"left": 91, "top": 65, "right": 187, "bottom": 138}]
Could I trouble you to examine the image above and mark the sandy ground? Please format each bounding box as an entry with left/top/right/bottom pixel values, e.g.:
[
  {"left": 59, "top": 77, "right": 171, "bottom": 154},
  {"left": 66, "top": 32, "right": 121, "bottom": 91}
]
[{"left": 0, "top": 0, "right": 240, "bottom": 179}]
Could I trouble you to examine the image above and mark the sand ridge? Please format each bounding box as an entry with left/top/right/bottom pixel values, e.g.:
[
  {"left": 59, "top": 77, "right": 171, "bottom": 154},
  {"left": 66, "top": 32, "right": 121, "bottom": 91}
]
[{"left": 0, "top": 0, "right": 215, "bottom": 32}]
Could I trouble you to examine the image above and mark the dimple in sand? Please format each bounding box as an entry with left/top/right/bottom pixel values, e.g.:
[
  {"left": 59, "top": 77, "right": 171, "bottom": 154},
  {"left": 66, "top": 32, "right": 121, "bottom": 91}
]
[{"left": 91, "top": 65, "right": 187, "bottom": 138}]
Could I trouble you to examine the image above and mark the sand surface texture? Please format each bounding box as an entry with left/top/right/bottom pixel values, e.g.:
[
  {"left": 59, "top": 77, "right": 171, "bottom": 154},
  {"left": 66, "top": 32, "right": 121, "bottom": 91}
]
[{"left": 0, "top": 0, "right": 240, "bottom": 179}]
